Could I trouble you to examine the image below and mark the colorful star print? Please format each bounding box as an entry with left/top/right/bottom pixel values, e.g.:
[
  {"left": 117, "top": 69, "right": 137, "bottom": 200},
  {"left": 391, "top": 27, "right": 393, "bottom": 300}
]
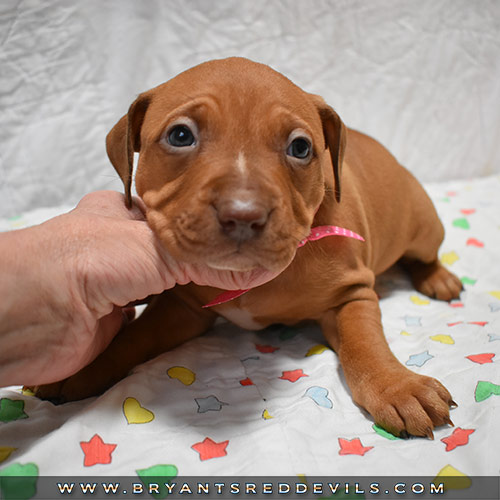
[
  {"left": 441, "top": 428, "right": 475, "bottom": 452},
  {"left": 338, "top": 438, "right": 373, "bottom": 456},
  {"left": 80, "top": 434, "right": 117, "bottom": 467},
  {"left": 195, "top": 395, "right": 228, "bottom": 413},
  {"left": 279, "top": 369, "right": 308, "bottom": 383},
  {"left": 466, "top": 353, "right": 495, "bottom": 364},
  {"left": 406, "top": 351, "right": 434, "bottom": 367},
  {"left": 191, "top": 437, "right": 229, "bottom": 461},
  {"left": 0, "top": 399, "right": 28, "bottom": 423}
]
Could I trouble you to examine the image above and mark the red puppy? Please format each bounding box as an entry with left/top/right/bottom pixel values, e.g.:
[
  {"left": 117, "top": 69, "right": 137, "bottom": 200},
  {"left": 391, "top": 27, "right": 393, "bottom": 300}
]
[{"left": 36, "top": 58, "right": 461, "bottom": 438}]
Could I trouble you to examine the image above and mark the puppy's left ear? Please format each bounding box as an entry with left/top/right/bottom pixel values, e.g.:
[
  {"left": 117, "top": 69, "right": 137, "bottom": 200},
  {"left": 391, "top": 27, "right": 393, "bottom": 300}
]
[
  {"left": 106, "top": 92, "right": 151, "bottom": 208},
  {"left": 310, "top": 94, "right": 346, "bottom": 203}
]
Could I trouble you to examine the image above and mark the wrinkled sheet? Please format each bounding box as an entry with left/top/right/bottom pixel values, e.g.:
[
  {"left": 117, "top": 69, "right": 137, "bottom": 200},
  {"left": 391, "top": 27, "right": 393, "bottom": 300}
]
[
  {"left": 1, "top": 0, "right": 500, "bottom": 218},
  {"left": 1, "top": 175, "right": 499, "bottom": 480}
]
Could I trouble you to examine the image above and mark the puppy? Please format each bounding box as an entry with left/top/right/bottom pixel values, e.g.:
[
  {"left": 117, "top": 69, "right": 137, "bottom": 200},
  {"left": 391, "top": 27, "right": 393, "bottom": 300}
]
[{"left": 36, "top": 57, "right": 462, "bottom": 438}]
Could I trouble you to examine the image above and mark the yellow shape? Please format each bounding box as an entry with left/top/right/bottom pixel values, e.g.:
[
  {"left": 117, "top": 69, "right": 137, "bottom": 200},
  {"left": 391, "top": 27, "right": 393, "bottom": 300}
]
[
  {"left": 400, "top": 330, "right": 411, "bottom": 337},
  {"left": 167, "top": 366, "right": 196, "bottom": 386},
  {"left": 434, "top": 464, "right": 471, "bottom": 490},
  {"left": 0, "top": 446, "right": 16, "bottom": 463},
  {"left": 123, "top": 397, "right": 155, "bottom": 424},
  {"left": 440, "top": 251, "right": 459, "bottom": 266},
  {"left": 305, "top": 344, "right": 329, "bottom": 357},
  {"left": 21, "top": 387, "right": 35, "bottom": 397},
  {"left": 430, "top": 334, "right": 455, "bottom": 345},
  {"left": 410, "top": 295, "right": 430, "bottom": 306},
  {"left": 489, "top": 291, "right": 500, "bottom": 300},
  {"left": 262, "top": 409, "right": 273, "bottom": 420}
]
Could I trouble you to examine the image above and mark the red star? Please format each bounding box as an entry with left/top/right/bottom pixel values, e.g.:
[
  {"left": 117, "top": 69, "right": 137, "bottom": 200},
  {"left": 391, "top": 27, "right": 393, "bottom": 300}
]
[
  {"left": 441, "top": 428, "right": 475, "bottom": 452},
  {"left": 239, "top": 377, "right": 254, "bottom": 386},
  {"left": 338, "top": 438, "right": 373, "bottom": 456},
  {"left": 80, "top": 434, "right": 117, "bottom": 467},
  {"left": 191, "top": 437, "right": 229, "bottom": 461},
  {"left": 255, "top": 344, "right": 280, "bottom": 353},
  {"left": 279, "top": 369, "right": 308, "bottom": 383},
  {"left": 466, "top": 353, "right": 495, "bottom": 364}
]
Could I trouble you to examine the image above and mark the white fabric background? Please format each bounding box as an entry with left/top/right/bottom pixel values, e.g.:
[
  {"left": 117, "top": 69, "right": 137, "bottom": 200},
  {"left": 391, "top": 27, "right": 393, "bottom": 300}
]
[{"left": 1, "top": 0, "right": 499, "bottom": 217}]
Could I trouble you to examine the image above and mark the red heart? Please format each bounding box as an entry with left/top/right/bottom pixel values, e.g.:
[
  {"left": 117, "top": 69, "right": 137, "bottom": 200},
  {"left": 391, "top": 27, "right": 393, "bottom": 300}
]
[
  {"left": 467, "top": 238, "right": 484, "bottom": 248},
  {"left": 460, "top": 209, "right": 476, "bottom": 215},
  {"left": 466, "top": 353, "right": 495, "bottom": 364}
]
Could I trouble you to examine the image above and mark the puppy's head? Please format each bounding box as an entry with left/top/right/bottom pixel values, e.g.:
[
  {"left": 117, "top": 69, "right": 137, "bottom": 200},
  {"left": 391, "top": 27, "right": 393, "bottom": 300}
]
[{"left": 107, "top": 57, "right": 345, "bottom": 278}]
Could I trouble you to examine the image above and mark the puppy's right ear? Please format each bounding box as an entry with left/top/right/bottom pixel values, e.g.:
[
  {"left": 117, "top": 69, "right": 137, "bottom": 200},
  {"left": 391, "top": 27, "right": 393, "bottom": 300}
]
[{"left": 106, "top": 93, "right": 151, "bottom": 208}]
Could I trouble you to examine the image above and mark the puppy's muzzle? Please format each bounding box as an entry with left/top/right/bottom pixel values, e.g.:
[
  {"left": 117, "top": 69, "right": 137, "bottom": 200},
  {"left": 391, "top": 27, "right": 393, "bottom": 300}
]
[{"left": 215, "top": 195, "right": 270, "bottom": 242}]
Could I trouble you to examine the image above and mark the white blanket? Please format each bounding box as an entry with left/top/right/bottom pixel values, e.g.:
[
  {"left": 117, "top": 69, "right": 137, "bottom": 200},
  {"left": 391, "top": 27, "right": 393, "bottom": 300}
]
[{"left": 1, "top": 175, "right": 499, "bottom": 482}]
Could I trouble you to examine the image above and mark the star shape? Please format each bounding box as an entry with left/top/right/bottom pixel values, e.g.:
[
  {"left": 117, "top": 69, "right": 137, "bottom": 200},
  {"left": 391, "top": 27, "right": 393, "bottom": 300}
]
[
  {"left": 0, "top": 398, "right": 28, "bottom": 423},
  {"left": 441, "top": 428, "right": 475, "bottom": 452},
  {"left": 338, "top": 437, "right": 373, "bottom": 456},
  {"left": 489, "top": 303, "right": 500, "bottom": 313},
  {"left": 191, "top": 437, "right": 229, "bottom": 461},
  {"left": 239, "top": 377, "right": 254, "bottom": 386},
  {"left": 195, "top": 395, "right": 228, "bottom": 413},
  {"left": 80, "top": 434, "right": 117, "bottom": 467},
  {"left": 279, "top": 369, "right": 308, "bottom": 383},
  {"left": 406, "top": 351, "right": 433, "bottom": 367},
  {"left": 466, "top": 353, "right": 495, "bottom": 364},
  {"left": 488, "top": 334, "right": 500, "bottom": 342}
]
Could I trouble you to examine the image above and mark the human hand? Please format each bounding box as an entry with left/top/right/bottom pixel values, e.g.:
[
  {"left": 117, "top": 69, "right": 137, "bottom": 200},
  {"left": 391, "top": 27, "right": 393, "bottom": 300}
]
[{"left": 0, "top": 191, "right": 280, "bottom": 387}]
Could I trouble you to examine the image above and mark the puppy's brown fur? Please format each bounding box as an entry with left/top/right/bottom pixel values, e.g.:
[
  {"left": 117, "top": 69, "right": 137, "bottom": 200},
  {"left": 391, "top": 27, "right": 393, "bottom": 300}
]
[{"left": 37, "top": 58, "right": 461, "bottom": 438}]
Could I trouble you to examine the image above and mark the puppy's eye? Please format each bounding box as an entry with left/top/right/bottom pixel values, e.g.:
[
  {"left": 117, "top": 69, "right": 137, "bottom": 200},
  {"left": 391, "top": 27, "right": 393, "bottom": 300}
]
[
  {"left": 167, "top": 125, "right": 195, "bottom": 147},
  {"left": 287, "top": 138, "right": 311, "bottom": 159}
]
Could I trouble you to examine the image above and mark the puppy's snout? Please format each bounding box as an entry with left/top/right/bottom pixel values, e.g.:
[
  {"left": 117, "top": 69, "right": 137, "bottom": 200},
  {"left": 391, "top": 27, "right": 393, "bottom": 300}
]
[{"left": 215, "top": 197, "right": 269, "bottom": 242}]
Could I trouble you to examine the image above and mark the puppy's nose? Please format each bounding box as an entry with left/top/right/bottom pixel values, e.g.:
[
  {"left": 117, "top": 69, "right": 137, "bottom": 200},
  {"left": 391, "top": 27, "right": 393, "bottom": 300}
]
[{"left": 215, "top": 198, "right": 269, "bottom": 241}]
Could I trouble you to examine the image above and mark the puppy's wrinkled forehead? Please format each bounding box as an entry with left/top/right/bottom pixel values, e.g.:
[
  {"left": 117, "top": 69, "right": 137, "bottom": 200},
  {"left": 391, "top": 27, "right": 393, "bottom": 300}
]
[{"left": 143, "top": 58, "right": 321, "bottom": 140}]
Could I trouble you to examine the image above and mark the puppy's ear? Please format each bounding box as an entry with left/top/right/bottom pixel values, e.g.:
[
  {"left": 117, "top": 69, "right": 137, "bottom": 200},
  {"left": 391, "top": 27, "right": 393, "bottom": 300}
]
[
  {"left": 310, "top": 94, "right": 346, "bottom": 203},
  {"left": 106, "top": 93, "right": 151, "bottom": 208}
]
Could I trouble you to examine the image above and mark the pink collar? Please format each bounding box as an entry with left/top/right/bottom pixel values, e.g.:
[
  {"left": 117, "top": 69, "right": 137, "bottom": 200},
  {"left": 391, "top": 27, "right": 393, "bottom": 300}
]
[{"left": 202, "top": 225, "right": 364, "bottom": 308}]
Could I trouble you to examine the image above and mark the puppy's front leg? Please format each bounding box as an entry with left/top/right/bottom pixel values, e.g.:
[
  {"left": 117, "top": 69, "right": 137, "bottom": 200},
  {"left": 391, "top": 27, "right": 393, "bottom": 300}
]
[
  {"left": 321, "top": 289, "right": 454, "bottom": 438},
  {"left": 33, "top": 289, "right": 217, "bottom": 403}
]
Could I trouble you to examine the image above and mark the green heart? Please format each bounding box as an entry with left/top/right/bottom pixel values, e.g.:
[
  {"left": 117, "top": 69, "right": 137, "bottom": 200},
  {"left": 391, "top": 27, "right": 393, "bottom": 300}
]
[
  {"left": 452, "top": 218, "right": 470, "bottom": 229},
  {"left": 0, "top": 463, "right": 38, "bottom": 500},
  {"left": 0, "top": 399, "right": 28, "bottom": 423},
  {"left": 475, "top": 381, "right": 500, "bottom": 402},
  {"left": 136, "top": 464, "right": 178, "bottom": 499}
]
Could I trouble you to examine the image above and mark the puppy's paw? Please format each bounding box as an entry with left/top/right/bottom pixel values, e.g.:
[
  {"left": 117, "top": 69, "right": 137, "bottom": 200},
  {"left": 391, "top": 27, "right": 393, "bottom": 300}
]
[
  {"left": 408, "top": 260, "right": 463, "bottom": 302},
  {"left": 359, "top": 370, "right": 455, "bottom": 439}
]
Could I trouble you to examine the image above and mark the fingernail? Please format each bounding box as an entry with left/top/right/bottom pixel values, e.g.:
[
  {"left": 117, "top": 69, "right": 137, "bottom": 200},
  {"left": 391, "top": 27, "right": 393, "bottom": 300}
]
[
  {"left": 445, "top": 417, "right": 455, "bottom": 427},
  {"left": 400, "top": 430, "right": 410, "bottom": 440},
  {"left": 450, "top": 400, "right": 458, "bottom": 409},
  {"left": 425, "top": 428, "right": 434, "bottom": 440}
]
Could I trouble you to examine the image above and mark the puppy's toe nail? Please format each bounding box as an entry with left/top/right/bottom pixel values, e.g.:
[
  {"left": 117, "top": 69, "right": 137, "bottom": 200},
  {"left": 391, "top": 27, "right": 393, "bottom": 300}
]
[
  {"left": 425, "top": 427, "right": 435, "bottom": 440},
  {"left": 449, "top": 400, "right": 458, "bottom": 409},
  {"left": 444, "top": 417, "right": 455, "bottom": 427},
  {"left": 399, "top": 430, "right": 410, "bottom": 440}
]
